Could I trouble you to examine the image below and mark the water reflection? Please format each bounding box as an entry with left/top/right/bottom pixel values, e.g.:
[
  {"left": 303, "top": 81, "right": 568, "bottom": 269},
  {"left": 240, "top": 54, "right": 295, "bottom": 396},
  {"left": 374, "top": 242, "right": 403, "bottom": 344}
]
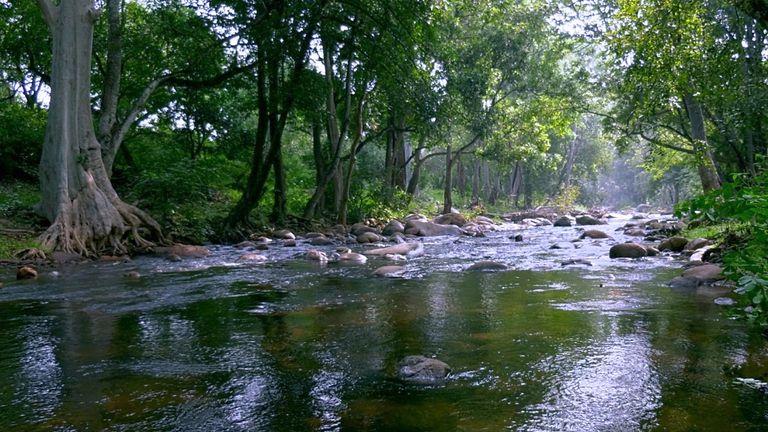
[
  {"left": 518, "top": 329, "right": 660, "bottom": 431},
  {"left": 1, "top": 218, "right": 768, "bottom": 430}
]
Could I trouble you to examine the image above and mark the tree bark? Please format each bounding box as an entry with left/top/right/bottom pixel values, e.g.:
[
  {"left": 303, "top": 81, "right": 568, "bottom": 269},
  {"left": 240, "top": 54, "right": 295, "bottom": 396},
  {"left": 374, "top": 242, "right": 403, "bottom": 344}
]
[
  {"left": 683, "top": 94, "right": 722, "bottom": 192},
  {"left": 442, "top": 145, "right": 453, "bottom": 214},
  {"left": 37, "top": 0, "right": 162, "bottom": 255}
]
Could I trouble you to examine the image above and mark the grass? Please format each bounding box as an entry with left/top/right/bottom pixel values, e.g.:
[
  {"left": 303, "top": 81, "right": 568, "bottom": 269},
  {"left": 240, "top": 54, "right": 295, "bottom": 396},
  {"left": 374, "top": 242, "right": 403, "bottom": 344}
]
[
  {"left": 0, "top": 181, "right": 42, "bottom": 260},
  {"left": 682, "top": 222, "right": 739, "bottom": 242}
]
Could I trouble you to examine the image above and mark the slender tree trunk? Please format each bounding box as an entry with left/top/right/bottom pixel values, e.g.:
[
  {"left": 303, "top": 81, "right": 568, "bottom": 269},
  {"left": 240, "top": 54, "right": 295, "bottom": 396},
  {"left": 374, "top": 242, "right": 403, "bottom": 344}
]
[
  {"left": 226, "top": 53, "right": 270, "bottom": 227},
  {"left": 311, "top": 118, "right": 326, "bottom": 212},
  {"left": 683, "top": 93, "right": 721, "bottom": 192},
  {"left": 442, "top": 145, "right": 453, "bottom": 214},
  {"left": 36, "top": 0, "right": 162, "bottom": 255},
  {"left": 271, "top": 145, "right": 287, "bottom": 225},
  {"left": 338, "top": 98, "right": 365, "bottom": 225}
]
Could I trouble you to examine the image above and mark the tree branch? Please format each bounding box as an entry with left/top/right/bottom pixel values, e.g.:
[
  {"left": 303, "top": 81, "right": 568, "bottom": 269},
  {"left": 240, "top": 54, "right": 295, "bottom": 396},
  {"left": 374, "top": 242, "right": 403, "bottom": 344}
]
[{"left": 36, "top": 0, "right": 58, "bottom": 28}]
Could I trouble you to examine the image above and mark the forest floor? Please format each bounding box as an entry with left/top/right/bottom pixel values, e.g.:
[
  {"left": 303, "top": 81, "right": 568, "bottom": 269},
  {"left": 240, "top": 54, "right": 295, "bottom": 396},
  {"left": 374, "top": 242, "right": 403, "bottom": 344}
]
[{"left": 0, "top": 182, "right": 43, "bottom": 260}]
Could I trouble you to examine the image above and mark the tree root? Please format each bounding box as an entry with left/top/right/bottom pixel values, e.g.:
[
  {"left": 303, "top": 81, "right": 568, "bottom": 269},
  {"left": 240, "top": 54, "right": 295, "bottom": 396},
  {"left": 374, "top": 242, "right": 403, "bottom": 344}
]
[{"left": 40, "top": 196, "right": 166, "bottom": 257}]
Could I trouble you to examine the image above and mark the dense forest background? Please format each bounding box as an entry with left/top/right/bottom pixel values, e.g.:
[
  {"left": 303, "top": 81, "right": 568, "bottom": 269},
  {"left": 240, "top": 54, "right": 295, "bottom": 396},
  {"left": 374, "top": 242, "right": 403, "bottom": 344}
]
[{"left": 0, "top": 0, "right": 765, "bottom": 253}]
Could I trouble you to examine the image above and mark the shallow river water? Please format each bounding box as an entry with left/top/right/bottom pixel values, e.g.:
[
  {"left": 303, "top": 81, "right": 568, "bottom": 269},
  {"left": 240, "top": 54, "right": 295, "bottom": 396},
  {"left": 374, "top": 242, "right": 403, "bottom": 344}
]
[{"left": 2, "top": 215, "right": 768, "bottom": 431}]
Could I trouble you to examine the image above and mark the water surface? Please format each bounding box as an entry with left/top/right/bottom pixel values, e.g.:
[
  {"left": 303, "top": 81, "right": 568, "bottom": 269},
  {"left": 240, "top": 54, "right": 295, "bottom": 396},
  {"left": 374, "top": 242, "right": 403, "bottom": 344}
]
[{"left": 1, "top": 217, "right": 767, "bottom": 431}]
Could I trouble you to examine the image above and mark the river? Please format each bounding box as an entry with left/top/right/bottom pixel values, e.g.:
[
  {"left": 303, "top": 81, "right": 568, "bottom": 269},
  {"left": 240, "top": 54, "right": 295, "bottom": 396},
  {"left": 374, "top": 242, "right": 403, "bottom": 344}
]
[{"left": 1, "top": 215, "right": 767, "bottom": 431}]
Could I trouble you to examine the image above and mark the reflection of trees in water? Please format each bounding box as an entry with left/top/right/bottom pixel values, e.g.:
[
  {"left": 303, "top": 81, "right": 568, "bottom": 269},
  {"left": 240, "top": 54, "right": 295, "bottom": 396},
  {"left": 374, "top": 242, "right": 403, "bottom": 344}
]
[{"left": 0, "top": 302, "right": 64, "bottom": 428}]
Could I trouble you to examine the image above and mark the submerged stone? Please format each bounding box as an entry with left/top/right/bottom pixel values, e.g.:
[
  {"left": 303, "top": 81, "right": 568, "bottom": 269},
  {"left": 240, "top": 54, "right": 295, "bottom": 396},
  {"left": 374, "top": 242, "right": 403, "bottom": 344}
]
[{"left": 397, "top": 355, "right": 451, "bottom": 384}]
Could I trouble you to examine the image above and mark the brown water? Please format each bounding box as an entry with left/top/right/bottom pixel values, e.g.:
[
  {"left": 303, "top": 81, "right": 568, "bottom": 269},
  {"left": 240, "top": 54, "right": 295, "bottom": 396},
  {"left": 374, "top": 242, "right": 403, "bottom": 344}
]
[{"left": 1, "top": 217, "right": 767, "bottom": 431}]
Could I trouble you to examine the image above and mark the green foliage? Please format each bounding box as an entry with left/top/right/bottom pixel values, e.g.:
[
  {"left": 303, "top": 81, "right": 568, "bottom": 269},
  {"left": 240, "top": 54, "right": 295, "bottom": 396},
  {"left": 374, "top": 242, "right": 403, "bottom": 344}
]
[
  {"left": 348, "top": 187, "right": 410, "bottom": 223},
  {"left": 678, "top": 169, "right": 768, "bottom": 323},
  {"left": 120, "top": 131, "right": 246, "bottom": 244},
  {"left": 0, "top": 181, "right": 42, "bottom": 259},
  {"left": 0, "top": 102, "right": 46, "bottom": 180}
]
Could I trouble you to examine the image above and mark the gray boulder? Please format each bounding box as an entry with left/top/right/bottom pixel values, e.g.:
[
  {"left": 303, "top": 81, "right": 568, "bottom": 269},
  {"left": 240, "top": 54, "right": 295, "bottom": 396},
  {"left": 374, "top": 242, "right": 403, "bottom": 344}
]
[
  {"left": 433, "top": 213, "right": 467, "bottom": 227},
  {"left": 658, "top": 236, "right": 689, "bottom": 252},
  {"left": 580, "top": 229, "right": 610, "bottom": 239},
  {"left": 684, "top": 238, "right": 711, "bottom": 252},
  {"left": 382, "top": 220, "right": 405, "bottom": 236},
  {"left": 466, "top": 261, "right": 507, "bottom": 271},
  {"left": 609, "top": 243, "right": 647, "bottom": 259},
  {"left": 405, "top": 220, "right": 463, "bottom": 237},
  {"left": 575, "top": 215, "right": 605, "bottom": 225},
  {"left": 554, "top": 216, "right": 576, "bottom": 227},
  {"left": 397, "top": 355, "right": 451, "bottom": 384}
]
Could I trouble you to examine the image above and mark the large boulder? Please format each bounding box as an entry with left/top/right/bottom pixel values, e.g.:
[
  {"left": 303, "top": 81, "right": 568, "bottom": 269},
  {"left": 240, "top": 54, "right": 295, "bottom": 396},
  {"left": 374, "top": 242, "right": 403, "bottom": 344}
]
[
  {"left": 575, "top": 215, "right": 605, "bottom": 226},
  {"left": 554, "top": 216, "right": 576, "bottom": 227},
  {"left": 636, "top": 204, "right": 653, "bottom": 213},
  {"left": 154, "top": 244, "right": 210, "bottom": 258},
  {"left": 682, "top": 264, "right": 724, "bottom": 282},
  {"left": 405, "top": 220, "right": 463, "bottom": 237},
  {"left": 670, "top": 264, "right": 724, "bottom": 289},
  {"left": 433, "top": 213, "right": 467, "bottom": 227},
  {"left": 466, "top": 260, "right": 507, "bottom": 271},
  {"left": 658, "top": 236, "right": 689, "bottom": 252},
  {"left": 580, "top": 229, "right": 610, "bottom": 239},
  {"left": 357, "top": 232, "right": 383, "bottom": 243},
  {"left": 609, "top": 243, "right": 648, "bottom": 259},
  {"left": 684, "top": 238, "right": 711, "bottom": 252},
  {"left": 397, "top": 355, "right": 451, "bottom": 384},
  {"left": 351, "top": 223, "right": 379, "bottom": 236},
  {"left": 382, "top": 220, "right": 405, "bottom": 236}
]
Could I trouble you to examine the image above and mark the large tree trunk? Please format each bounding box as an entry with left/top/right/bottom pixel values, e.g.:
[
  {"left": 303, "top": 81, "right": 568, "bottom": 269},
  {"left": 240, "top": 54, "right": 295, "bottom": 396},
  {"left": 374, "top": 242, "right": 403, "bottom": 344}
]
[
  {"left": 683, "top": 94, "right": 722, "bottom": 192},
  {"left": 36, "top": 0, "right": 162, "bottom": 255}
]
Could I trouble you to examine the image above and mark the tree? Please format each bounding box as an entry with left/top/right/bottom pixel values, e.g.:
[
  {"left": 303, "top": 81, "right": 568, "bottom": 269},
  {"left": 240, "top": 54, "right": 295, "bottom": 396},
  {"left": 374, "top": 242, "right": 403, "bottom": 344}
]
[{"left": 35, "top": 0, "right": 163, "bottom": 254}]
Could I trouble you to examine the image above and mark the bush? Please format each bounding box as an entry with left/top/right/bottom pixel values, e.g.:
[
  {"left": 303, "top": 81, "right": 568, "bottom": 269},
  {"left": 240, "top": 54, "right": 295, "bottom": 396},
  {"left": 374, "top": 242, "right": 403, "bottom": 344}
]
[
  {"left": 677, "top": 170, "right": 768, "bottom": 324},
  {"left": 0, "top": 102, "right": 46, "bottom": 181}
]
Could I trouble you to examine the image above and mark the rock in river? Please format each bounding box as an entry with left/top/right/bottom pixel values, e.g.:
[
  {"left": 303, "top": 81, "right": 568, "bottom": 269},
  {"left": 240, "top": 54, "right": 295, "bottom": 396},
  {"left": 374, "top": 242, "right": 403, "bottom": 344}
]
[
  {"left": 684, "top": 238, "right": 711, "bottom": 252},
  {"left": 357, "top": 232, "right": 382, "bottom": 243},
  {"left": 397, "top": 355, "right": 451, "bottom": 384},
  {"left": 338, "top": 252, "right": 367, "bottom": 263},
  {"left": 466, "top": 261, "right": 507, "bottom": 271},
  {"left": 273, "top": 229, "right": 295, "bottom": 240},
  {"left": 580, "top": 229, "right": 610, "bottom": 239},
  {"left": 373, "top": 265, "right": 405, "bottom": 278},
  {"left": 682, "top": 263, "right": 724, "bottom": 282},
  {"left": 154, "top": 244, "right": 210, "bottom": 258},
  {"left": 576, "top": 215, "right": 605, "bottom": 225},
  {"left": 405, "top": 220, "right": 463, "bottom": 237},
  {"left": 554, "top": 216, "right": 576, "bottom": 227},
  {"left": 433, "top": 213, "right": 467, "bottom": 227},
  {"left": 382, "top": 220, "right": 405, "bottom": 236},
  {"left": 658, "top": 236, "right": 689, "bottom": 252},
  {"left": 310, "top": 236, "right": 334, "bottom": 246},
  {"left": 238, "top": 253, "right": 267, "bottom": 263},
  {"left": 16, "top": 265, "right": 38, "bottom": 280},
  {"left": 307, "top": 250, "right": 328, "bottom": 262},
  {"left": 364, "top": 242, "right": 423, "bottom": 257},
  {"left": 609, "top": 243, "right": 647, "bottom": 259}
]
